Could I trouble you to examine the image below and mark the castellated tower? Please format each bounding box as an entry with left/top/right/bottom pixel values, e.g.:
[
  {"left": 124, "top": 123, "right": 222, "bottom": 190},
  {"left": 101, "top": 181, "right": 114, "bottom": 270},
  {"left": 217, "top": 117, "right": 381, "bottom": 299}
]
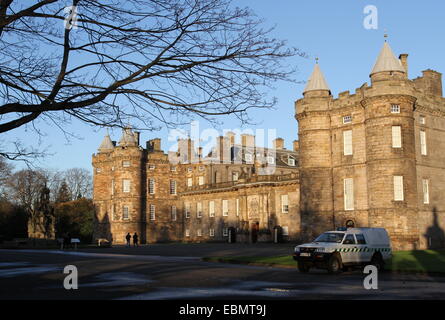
[
  {"left": 295, "top": 63, "right": 335, "bottom": 240},
  {"left": 364, "top": 42, "right": 419, "bottom": 249},
  {"left": 296, "top": 40, "right": 445, "bottom": 250},
  {"left": 92, "top": 128, "right": 145, "bottom": 244}
]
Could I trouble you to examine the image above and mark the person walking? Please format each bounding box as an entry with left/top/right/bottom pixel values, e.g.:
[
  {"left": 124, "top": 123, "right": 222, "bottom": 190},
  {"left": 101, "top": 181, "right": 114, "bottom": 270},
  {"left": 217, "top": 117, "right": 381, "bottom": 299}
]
[
  {"left": 133, "top": 232, "right": 139, "bottom": 247},
  {"left": 125, "top": 233, "right": 131, "bottom": 247}
]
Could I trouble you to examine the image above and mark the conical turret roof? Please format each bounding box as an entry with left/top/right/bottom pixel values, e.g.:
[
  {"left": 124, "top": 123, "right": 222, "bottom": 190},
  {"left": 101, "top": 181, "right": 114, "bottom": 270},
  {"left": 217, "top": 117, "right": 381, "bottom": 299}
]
[
  {"left": 98, "top": 134, "right": 114, "bottom": 152},
  {"left": 370, "top": 42, "right": 405, "bottom": 76},
  {"left": 303, "top": 63, "right": 330, "bottom": 94}
]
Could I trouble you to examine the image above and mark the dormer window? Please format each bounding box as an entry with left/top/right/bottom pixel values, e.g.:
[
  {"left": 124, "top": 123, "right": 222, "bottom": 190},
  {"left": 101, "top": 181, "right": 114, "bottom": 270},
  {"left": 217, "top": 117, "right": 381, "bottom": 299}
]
[
  {"left": 267, "top": 156, "right": 275, "bottom": 165},
  {"left": 288, "top": 157, "right": 296, "bottom": 166},
  {"left": 343, "top": 115, "right": 352, "bottom": 124},
  {"left": 391, "top": 104, "right": 400, "bottom": 113},
  {"left": 244, "top": 153, "right": 253, "bottom": 163}
]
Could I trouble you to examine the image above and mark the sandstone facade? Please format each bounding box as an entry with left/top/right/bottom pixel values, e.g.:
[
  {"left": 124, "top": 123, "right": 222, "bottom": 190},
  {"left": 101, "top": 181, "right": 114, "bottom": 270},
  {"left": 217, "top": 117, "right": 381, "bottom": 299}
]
[
  {"left": 296, "top": 42, "right": 445, "bottom": 250},
  {"left": 93, "top": 41, "right": 445, "bottom": 250},
  {"left": 92, "top": 130, "right": 300, "bottom": 244}
]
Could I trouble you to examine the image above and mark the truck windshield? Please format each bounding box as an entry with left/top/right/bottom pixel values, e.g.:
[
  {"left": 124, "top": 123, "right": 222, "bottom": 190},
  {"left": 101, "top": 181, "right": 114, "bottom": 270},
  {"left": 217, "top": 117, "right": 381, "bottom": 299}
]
[{"left": 314, "top": 232, "right": 344, "bottom": 243}]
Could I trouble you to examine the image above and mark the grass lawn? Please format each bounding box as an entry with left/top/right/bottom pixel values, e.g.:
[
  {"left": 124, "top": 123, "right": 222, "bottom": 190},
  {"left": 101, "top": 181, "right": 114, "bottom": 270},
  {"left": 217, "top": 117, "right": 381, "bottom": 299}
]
[{"left": 203, "top": 250, "right": 445, "bottom": 273}]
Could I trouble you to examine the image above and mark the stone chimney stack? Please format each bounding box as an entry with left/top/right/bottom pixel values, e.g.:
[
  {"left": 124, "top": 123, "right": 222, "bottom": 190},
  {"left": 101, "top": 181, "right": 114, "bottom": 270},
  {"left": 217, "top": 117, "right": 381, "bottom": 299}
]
[
  {"left": 293, "top": 140, "right": 299, "bottom": 152},
  {"left": 241, "top": 134, "right": 255, "bottom": 148},
  {"left": 273, "top": 138, "right": 284, "bottom": 150},
  {"left": 217, "top": 136, "right": 231, "bottom": 163},
  {"left": 399, "top": 54, "right": 409, "bottom": 76},
  {"left": 225, "top": 131, "right": 236, "bottom": 147},
  {"left": 146, "top": 138, "right": 161, "bottom": 152},
  {"left": 134, "top": 132, "right": 140, "bottom": 146}
]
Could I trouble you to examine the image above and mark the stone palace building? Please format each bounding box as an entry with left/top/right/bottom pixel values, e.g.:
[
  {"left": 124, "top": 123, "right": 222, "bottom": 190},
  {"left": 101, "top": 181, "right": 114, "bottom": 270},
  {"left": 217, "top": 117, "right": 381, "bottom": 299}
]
[{"left": 93, "top": 40, "right": 445, "bottom": 250}]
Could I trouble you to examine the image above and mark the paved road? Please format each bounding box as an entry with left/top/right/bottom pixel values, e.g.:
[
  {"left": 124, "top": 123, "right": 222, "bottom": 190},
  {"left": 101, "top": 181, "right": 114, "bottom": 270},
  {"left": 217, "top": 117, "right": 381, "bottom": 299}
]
[
  {"left": 79, "top": 242, "right": 298, "bottom": 257},
  {"left": 0, "top": 248, "right": 444, "bottom": 300}
]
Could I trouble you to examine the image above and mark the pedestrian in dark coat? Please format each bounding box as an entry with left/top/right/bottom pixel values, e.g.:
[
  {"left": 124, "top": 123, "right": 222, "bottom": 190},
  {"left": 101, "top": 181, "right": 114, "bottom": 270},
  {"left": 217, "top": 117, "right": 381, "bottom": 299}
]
[
  {"left": 133, "top": 233, "right": 139, "bottom": 247},
  {"left": 125, "top": 233, "right": 131, "bottom": 247}
]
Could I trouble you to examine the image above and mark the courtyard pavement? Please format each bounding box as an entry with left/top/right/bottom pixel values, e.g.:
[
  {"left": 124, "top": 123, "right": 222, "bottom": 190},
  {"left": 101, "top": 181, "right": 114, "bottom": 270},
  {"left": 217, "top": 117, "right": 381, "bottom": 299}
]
[
  {"left": 78, "top": 242, "right": 298, "bottom": 258},
  {"left": 1, "top": 243, "right": 445, "bottom": 300}
]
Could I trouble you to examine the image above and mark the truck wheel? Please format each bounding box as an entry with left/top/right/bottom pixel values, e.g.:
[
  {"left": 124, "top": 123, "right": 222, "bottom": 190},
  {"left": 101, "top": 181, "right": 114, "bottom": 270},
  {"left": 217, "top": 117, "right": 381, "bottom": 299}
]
[
  {"left": 298, "top": 261, "right": 310, "bottom": 273},
  {"left": 327, "top": 255, "right": 342, "bottom": 274},
  {"left": 371, "top": 253, "right": 385, "bottom": 271}
]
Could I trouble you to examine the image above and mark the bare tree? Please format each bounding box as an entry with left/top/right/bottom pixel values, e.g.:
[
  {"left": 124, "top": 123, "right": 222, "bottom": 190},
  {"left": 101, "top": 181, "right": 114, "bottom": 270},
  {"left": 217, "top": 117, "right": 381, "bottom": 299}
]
[
  {"left": 0, "top": 0, "right": 303, "bottom": 160},
  {"left": 6, "top": 169, "right": 47, "bottom": 215},
  {"left": 63, "top": 167, "right": 92, "bottom": 199},
  {"left": 0, "top": 156, "right": 12, "bottom": 182},
  {"left": 0, "top": 156, "right": 12, "bottom": 195}
]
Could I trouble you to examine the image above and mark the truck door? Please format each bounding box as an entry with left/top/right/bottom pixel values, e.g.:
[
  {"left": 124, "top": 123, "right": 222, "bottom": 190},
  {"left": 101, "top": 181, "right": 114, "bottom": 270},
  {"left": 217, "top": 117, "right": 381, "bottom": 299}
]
[
  {"left": 341, "top": 234, "right": 358, "bottom": 263},
  {"left": 355, "top": 233, "right": 372, "bottom": 262}
]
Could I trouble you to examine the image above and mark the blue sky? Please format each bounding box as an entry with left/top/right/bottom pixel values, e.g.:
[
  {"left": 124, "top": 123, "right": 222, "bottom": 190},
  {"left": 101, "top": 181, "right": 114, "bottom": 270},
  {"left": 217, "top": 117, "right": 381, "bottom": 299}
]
[{"left": 5, "top": 0, "right": 445, "bottom": 172}]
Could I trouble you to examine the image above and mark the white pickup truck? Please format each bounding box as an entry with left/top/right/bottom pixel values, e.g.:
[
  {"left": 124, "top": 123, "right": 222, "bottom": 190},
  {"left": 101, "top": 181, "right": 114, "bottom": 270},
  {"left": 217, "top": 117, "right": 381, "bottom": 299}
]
[{"left": 293, "top": 227, "right": 392, "bottom": 274}]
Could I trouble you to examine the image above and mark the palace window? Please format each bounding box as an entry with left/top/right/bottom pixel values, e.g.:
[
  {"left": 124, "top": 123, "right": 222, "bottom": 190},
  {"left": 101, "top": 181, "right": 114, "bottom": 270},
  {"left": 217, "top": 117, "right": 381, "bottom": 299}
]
[
  {"left": 187, "top": 177, "right": 193, "bottom": 187},
  {"left": 197, "top": 202, "right": 202, "bottom": 218},
  {"left": 111, "top": 179, "right": 114, "bottom": 196},
  {"left": 222, "top": 228, "right": 229, "bottom": 237},
  {"left": 187, "top": 167, "right": 193, "bottom": 173},
  {"left": 267, "top": 156, "right": 275, "bottom": 165},
  {"left": 197, "top": 229, "right": 202, "bottom": 237},
  {"left": 185, "top": 203, "right": 190, "bottom": 218},
  {"left": 170, "top": 166, "right": 177, "bottom": 172},
  {"left": 209, "top": 201, "right": 215, "bottom": 217},
  {"left": 281, "top": 194, "right": 289, "bottom": 213},
  {"left": 198, "top": 176, "right": 204, "bottom": 185},
  {"left": 343, "top": 115, "right": 352, "bottom": 124},
  {"left": 222, "top": 200, "right": 229, "bottom": 216},
  {"left": 232, "top": 171, "right": 239, "bottom": 182},
  {"left": 343, "top": 130, "right": 353, "bottom": 155},
  {"left": 149, "top": 204, "right": 156, "bottom": 221},
  {"left": 423, "top": 179, "right": 430, "bottom": 204},
  {"left": 343, "top": 178, "right": 354, "bottom": 211},
  {"left": 244, "top": 153, "right": 253, "bottom": 163},
  {"left": 111, "top": 204, "right": 117, "bottom": 221},
  {"left": 148, "top": 178, "right": 155, "bottom": 195},
  {"left": 288, "top": 157, "right": 296, "bottom": 166},
  {"left": 122, "top": 160, "right": 131, "bottom": 167},
  {"left": 393, "top": 176, "right": 404, "bottom": 201},
  {"left": 185, "top": 229, "right": 190, "bottom": 237},
  {"left": 419, "top": 116, "right": 426, "bottom": 125},
  {"left": 236, "top": 198, "right": 240, "bottom": 217},
  {"left": 170, "top": 180, "right": 177, "bottom": 195},
  {"left": 123, "top": 206, "right": 129, "bottom": 220},
  {"left": 420, "top": 130, "right": 427, "bottom": 155},
  {"left": 209, "top": 228, "right": 215, "bottom": 237},
  {"left": 282, "top": 226, "right": 289, "bottom": 236},
  {"left": 199, "top": 166, "right": 205, "bottom": 171},
  {"left": 123, "top": 179, "right": 131, "bottom": 193},
  {"left": 171, "top": 206, "right": 177, "bottom": 221},
  {"left": 149, "top": 164, "right": 156, "bottom": 170},
  {"left": 391, "top": 104, "right": 400, "bottom": 113},
  {"left": 392, "top": 126, "right": 402, "bottom": 148}
]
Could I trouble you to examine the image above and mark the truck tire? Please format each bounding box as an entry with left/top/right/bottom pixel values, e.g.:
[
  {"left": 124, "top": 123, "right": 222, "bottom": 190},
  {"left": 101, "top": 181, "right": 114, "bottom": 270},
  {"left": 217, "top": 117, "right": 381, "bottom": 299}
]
[
  {"left": 371, "top": 253, "right": 385, "bottom": 271},
  {"left": 298, "top": 261, "right": 310, "bottom": 273},
  {"left": 327, "top": 254, "right": 342, "bottom": 274}
]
